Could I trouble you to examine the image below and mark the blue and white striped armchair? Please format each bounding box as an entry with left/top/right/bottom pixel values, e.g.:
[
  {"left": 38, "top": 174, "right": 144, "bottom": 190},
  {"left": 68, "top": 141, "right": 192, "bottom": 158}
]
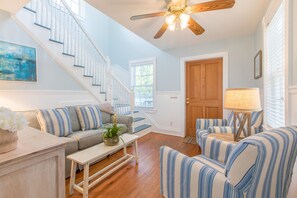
[
  {"left": 196, "top": 110, "right": 264, "bottom": 146},
  {"left": 160, "top": 126, "right": 297, "bottom": 198}
]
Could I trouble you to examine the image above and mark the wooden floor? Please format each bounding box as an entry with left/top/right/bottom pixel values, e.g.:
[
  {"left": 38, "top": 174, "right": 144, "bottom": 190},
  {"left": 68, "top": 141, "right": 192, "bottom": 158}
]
[{"left": 65, "top": 132, "right": 200, "bottom": 198}]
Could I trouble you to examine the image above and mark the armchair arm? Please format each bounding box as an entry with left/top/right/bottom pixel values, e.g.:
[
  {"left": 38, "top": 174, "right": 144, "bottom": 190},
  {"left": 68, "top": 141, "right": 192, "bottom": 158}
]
[
  {"left": 196, "top": 119, "right": 228, "bottom": 131},
  {"left": 201, "top": 136, "right": 236, "bottom": 164},
  {"left": 160, "top": 146, "right": 231, "bottom": 198},
  {"left": 111, "top": 114, "right": 133, "bottom": 133},
  {"left": 196, "top": 125, "right": 232, "bottom": 146},
  {"left": 208, "top": 126, "right": 234, "bottom": 134}
]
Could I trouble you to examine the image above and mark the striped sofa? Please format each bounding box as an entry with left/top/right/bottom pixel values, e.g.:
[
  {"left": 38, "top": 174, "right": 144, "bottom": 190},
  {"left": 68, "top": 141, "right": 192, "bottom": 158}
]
[
  {"left": 160, "top": 126, "right": 297, "bottom": 198},
  {"left": 196, "top": 111, "right": 263, "bottom": 146}
]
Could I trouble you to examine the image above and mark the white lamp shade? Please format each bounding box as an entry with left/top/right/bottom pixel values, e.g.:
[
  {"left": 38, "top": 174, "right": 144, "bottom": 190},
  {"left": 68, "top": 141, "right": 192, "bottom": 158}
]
[{"left": 224, "top": 88, "right": 262, "bottom": 111}]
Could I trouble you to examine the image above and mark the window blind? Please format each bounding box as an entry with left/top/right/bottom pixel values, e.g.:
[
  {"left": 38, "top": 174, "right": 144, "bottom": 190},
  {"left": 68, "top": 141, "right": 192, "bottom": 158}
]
[{"left": 265, "top": 2, "right": 286, "bottom": 128}]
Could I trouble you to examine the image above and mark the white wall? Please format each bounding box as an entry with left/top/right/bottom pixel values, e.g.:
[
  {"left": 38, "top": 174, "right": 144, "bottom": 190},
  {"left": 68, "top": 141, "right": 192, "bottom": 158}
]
[
  {"left": 0, "top": 90, "right": 97, "bottom": 111},
  {"left": 83, "top": 3, "right": 110, "bottom": 56}
]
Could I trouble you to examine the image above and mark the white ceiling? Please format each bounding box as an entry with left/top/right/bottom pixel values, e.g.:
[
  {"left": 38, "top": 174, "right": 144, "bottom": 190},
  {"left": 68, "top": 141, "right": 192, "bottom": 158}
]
[{"left": 86, "top": 0, "right": 271, "bottom": 50}]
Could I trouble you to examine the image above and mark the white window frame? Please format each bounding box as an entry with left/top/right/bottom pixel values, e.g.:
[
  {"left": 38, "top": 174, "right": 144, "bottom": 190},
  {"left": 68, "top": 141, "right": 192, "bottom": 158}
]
[
  {"left": 262, "top": 0, "right": 289, "bottom": 129},
  {"left": 129, "top": 57, "right": 156, "bottom": 109}
]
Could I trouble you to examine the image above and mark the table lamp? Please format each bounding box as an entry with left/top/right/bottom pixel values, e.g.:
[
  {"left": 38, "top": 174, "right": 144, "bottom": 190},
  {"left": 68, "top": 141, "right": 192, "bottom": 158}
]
[{"left": 224, "top": 88, "right": 262, "bottom": 141}]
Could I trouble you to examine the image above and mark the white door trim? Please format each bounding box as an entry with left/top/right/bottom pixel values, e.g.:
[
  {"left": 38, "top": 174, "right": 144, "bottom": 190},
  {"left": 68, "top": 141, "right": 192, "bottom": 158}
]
[{"left": 180, "top": 52, "right": 229, "bottom": 137}]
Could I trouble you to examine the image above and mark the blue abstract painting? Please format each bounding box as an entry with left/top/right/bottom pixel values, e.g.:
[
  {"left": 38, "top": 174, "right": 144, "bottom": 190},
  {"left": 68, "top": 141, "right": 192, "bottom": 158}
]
[{"left": 0, "top": 40, "right": 37, "bottom": 82}]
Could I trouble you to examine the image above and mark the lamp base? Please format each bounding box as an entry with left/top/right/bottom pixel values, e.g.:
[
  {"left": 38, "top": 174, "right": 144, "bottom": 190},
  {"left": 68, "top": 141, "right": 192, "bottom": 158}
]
[{"left": 233, "top": 111, "right": 252, "bottom": 141}]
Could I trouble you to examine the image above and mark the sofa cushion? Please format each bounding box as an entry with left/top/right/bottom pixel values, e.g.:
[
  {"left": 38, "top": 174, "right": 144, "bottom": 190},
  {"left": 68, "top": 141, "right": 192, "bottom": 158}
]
[
  {"left": 21, "top": 110, "right": 41, "bottom": 130},
  {"left": 76, "top": 105, "right": 103, "bottom": 131},
  {"left": 37, "top": 108, "right": 73, "bottom": 137},
  {"left": 99, "top": 102, "right": 115, "bottom": 114},
  {"left": 67, "top": 129, "right": 106, "bottom": 150},
  {"left": 66, "top": 106, "right": 81, "bottom": 132},
  {"left": 101, "top": 112, "right": 111, "bottom": 124}
]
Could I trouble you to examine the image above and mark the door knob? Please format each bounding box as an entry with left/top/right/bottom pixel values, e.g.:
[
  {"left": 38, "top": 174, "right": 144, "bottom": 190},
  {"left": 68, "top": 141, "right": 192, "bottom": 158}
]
[{"left": 186, "top": 101, "right": 190, "bottom": 104}]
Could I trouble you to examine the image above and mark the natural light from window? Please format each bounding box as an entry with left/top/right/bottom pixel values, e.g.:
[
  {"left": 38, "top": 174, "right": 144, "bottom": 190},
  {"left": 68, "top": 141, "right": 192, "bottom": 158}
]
[
  {"left": 264, "top": 1, "right": 287, "bottom": 128},
  {"left": 131, "top": 60, "right": 155, "bottom": 108}
]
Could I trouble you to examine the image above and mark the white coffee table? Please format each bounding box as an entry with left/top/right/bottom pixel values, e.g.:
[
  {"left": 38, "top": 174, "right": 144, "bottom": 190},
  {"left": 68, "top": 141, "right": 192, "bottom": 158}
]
[{"left": 67, "top": 133, "right": 139, "bottom": 198}]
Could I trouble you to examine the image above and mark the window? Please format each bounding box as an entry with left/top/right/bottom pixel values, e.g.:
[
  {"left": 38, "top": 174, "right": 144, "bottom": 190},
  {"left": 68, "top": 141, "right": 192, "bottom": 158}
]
[
  {"left": 64, "top": 0, "right": 85, "bottom": 18},
  {"left": 130, "top": 58, "right": 156, "bottom": 108},
  {"left": 264, "top": 1, "right": 288, "bottom": 128}
]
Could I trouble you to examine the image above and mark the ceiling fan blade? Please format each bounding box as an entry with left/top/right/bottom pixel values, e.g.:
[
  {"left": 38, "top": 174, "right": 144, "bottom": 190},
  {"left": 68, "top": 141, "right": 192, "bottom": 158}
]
[
  {"left": 188, "top": 17, "right": 205, "bottom": 35},
  {"left": 154, "top": 23, "right": 168, "bottom": 39},
  {"left": 130, "top": 11, "right": 166, "bottom": 20},
  {"left": 190, "top": 0, "right": 235, "bottom": 13}
]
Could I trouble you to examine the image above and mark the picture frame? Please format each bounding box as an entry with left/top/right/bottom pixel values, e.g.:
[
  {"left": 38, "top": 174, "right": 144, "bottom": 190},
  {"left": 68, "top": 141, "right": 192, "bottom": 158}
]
[
  {"left": 254, "top": 50, "right": 262, "bottom": 79},
  {"left": 0, "top": 40, "right": 37, "bottom": 82}
]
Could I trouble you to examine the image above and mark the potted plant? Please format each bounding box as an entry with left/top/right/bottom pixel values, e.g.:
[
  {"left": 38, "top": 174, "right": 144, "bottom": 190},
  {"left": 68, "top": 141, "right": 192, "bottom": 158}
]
[
  {"left": 103, "top": 114, "right": 122, "bottom": 146},
  {"left": 0, "top": 107, "right": 28, "bottom": 154}
]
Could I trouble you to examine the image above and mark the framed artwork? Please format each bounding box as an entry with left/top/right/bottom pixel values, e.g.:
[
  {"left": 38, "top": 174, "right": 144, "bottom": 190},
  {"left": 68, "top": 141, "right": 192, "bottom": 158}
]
[
  {"left": 254, "top": 50, "right": 262, "bottom": 79},
  {"left": 0, "top": 40, "right": 37, "bottom": 82}
]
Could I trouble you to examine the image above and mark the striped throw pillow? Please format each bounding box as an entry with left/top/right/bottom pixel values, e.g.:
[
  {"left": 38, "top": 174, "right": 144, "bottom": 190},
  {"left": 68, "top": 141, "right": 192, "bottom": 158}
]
[
  {"left": 37, "top": 108, "right": 73, "bottom": 137},
  {"left": 76, "top": 105, "right": 103, "bottom": 131}
]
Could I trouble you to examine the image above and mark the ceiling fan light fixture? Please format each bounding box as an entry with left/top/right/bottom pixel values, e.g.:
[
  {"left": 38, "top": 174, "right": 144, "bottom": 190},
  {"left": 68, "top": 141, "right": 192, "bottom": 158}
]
[
  {"left": 179, "top": 13, "right": 190, "bottom": 29},
  {"left": 168, "top": 24, "right": 176, "bottom": 31},
  {"left": 166, "top": 12, "right": 190, "bottom": 31},
  {"left": 165, "top": 14, "right": 176, "bottom": 26}
]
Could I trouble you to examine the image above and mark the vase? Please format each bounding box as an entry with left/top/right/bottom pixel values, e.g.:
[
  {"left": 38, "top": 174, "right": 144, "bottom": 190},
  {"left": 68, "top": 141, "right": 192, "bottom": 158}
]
[
  {"left": 103, "top": 136, "right": 119, "bottom": 146},
  {"left": 0, "top": 130, "right": 18, "bottom": 154}
]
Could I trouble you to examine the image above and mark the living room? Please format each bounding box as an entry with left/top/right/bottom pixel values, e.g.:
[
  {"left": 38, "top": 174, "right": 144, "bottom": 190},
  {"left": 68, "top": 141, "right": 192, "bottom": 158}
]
[{"left": 0, "top": 0, "right": 297, "bottom": 197}]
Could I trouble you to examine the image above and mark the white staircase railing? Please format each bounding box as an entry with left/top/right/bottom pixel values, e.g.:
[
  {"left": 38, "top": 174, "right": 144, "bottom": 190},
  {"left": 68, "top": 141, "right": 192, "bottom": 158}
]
[
  {"left": 24, "top": 0, "right": 108, "bottom": 94},
  {"left": 23, "top": 0, "right": 135, "bottom": 114},
  {"left": 110, "top": 74, "right": 135, "bottom": 115}
]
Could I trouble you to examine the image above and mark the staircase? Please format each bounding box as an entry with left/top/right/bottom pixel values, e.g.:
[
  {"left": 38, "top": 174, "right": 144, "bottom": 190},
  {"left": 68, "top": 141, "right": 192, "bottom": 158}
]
[
  {"left": 15, "top": 0, "right": 110, "bottom": 101},
  {"left": 14, "top": 0, "right": 152, "bottom": 133}
]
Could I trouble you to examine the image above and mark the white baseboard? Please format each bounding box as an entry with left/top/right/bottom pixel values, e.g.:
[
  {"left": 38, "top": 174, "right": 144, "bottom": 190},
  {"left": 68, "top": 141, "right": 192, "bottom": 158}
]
[{"left": 151, "top": 130, "right": 184, "bottom": 138}]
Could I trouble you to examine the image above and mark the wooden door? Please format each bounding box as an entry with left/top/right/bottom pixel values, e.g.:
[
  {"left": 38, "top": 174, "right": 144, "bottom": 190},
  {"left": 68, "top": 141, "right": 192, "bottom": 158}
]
[{"left": 186, "top": 58, "right": 223, "bottom": 137}]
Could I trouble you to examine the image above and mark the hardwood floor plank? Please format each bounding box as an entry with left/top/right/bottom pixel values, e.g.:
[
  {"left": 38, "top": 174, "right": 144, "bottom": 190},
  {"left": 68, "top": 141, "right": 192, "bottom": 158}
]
[{"left": 66, "top": 132, "right": 200, "bottom": 198}]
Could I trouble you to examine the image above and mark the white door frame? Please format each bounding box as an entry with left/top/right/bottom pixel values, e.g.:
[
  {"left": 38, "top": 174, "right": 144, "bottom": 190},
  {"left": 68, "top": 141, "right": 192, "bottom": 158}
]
[{"left": 180, "top": 52, "right": 229, "bottom": 137}]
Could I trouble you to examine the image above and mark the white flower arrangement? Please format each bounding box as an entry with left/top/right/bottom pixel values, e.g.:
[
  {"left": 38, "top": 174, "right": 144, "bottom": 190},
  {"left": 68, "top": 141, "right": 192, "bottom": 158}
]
[{"left": 0, "top": 107, "right": 28, "bottom": 133}]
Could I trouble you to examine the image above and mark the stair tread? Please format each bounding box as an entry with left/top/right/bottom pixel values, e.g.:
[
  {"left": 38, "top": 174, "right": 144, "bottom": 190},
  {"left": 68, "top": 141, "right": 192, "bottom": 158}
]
[
  {"left": 49, "top": 39, "right": 64, "bottom": 44},
  {"left": 62, "top": 52, "right": 75, "bottom": 57},
  {"left": 134, "top": 124, "right": 151, "bottom": 133},
  {"left": 34, "top": 23, "right": 51, "bottom": 30},
  {"left": 133, "top": 117, "right": 145, "bottom": 122},
  {"left": 74, "top": 64, "right": 85, "bottom": 68},
  {"left": 24, "top": 7, "right": 36, "bottom": 13}
]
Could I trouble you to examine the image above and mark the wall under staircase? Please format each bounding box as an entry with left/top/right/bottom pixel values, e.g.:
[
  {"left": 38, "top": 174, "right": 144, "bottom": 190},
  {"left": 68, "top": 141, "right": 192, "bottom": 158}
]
[{"left": 14, "top": 0, "right": 109, "bottom": 102}]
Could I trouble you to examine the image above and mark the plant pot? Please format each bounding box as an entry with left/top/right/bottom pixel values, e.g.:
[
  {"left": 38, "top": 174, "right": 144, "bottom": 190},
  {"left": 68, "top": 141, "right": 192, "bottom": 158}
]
[
  {"left": 0, "top": 130, "right": 18, "bottom": 154},
  {"left": 103, "top": 136, "right": 119, "bottom": 146}
]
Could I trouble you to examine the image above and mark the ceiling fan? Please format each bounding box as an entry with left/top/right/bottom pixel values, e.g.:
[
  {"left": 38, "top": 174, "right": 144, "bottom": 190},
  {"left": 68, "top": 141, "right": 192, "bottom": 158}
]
[{"left": 130, "top": 0, "right": 235, "bottom": 39}]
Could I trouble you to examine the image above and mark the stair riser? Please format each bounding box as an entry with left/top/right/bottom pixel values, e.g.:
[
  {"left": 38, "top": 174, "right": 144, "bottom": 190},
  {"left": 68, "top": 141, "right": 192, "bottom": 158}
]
[
  {"left": 132, "top": 120, "right": 147, "bottom": 128},
  {"left": 133, "top": 127, "right": 151, "bottom": 137}
]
